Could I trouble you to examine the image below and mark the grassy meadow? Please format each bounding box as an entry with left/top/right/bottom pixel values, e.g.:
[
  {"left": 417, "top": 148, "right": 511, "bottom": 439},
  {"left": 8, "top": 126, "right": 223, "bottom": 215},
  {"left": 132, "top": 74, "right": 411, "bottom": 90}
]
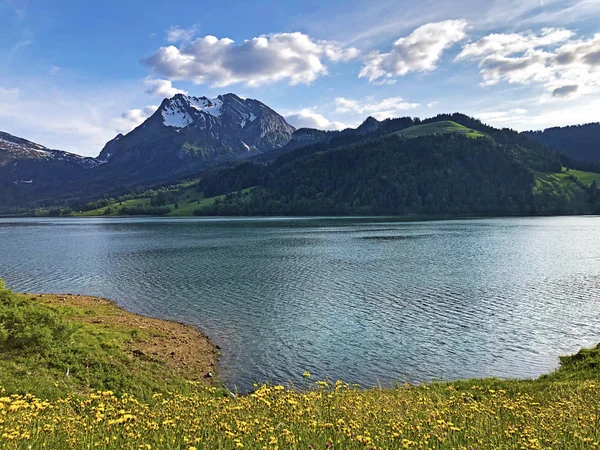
[
  {"left": 76, "top": 185, "right": 224, "bottom": 217},
  {"left": 395, "top": 121, "right": 487, "bottom": 139},
  {"left": 1, "top": 280, "right": 600, "bottom": 449},
  {"left": 533, "top": 168, "right": 600, "bottom": 213}
]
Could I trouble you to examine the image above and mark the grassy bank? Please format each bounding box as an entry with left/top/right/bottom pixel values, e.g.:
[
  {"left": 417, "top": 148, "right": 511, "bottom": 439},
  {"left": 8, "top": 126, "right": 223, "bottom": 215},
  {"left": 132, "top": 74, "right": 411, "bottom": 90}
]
[
  {"left": 1, "top": 281, "right": 600, "bottom": 449},
  {"left": 0, "top": 285, "right": 217, "bottom": 402}
]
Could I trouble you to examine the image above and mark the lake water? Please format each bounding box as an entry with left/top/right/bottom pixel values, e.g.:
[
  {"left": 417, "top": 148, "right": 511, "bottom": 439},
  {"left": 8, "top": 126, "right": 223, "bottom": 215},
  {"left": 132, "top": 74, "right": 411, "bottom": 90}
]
[{"left": 1, "top": 216, "right": 599, "bottom": 391}]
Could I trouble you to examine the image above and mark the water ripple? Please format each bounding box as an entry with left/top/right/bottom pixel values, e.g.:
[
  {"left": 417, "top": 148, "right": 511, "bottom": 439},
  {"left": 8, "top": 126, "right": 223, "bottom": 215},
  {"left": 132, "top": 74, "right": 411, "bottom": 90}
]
[{"left": 1, "top": 216, "right": 600, "bottom": 391}]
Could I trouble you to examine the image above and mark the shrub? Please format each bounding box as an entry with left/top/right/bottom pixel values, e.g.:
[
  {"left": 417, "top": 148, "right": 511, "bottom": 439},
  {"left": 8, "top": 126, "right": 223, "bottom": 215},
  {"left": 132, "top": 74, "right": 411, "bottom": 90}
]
[{"left": 0, "top": 282, "right": 76, "bottom": 353}]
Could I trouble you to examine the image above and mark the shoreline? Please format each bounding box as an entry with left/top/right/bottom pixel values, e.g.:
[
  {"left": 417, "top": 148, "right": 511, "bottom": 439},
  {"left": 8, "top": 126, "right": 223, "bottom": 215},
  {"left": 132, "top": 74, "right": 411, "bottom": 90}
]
[
  {"left": 1, "top": 212, "right": 599, "bottom": 222},
  {"left": 17, "top": 292, "right": 597, "bottom": 392},
  {"left": 19, "top": 292, "right": 220, "bottom": 386},
  {"left": 3, "top": 286, "right": 600, "bottom": 448}
]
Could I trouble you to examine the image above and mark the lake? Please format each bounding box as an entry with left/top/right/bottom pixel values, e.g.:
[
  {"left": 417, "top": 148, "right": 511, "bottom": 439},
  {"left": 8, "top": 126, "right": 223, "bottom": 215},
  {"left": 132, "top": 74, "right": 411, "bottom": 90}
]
[{"left": 1, "top": 216, "right": 599, "bottom": 391}]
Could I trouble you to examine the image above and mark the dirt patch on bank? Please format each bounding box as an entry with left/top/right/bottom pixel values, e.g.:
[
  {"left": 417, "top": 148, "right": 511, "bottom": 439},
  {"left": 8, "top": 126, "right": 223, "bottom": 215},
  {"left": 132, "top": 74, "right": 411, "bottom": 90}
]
[{"left": 29, "top": 293, "right": 219, "bottom": 384}]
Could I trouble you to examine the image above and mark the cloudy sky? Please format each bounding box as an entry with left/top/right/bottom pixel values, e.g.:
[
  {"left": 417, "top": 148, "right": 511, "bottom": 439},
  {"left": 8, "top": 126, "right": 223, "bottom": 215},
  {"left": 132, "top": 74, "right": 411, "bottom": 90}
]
[{"left": 1, "top": 0, "right": 600, "bottom": 156}]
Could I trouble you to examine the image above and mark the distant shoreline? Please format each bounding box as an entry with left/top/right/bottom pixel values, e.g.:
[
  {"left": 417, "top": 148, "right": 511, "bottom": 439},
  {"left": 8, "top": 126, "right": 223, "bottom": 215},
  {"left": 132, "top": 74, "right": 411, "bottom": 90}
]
[{"left": 1, "top": 212, "right": 598, "bottom": 220}]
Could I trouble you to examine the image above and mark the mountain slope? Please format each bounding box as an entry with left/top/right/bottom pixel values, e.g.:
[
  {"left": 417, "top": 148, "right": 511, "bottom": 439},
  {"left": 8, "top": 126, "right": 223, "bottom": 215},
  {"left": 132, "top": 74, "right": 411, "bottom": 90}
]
[
  {"left": 0, "top": 131, "right": 52, "bottom": 165},
  {"left": 524, "top": 123, "right": 600, "bottom": 166},
  {"left": 64, "top": 112, "right": 598, "bottom": 218},
  {"left": 0, "top": 132, "right": 103, "bottom": 208}
]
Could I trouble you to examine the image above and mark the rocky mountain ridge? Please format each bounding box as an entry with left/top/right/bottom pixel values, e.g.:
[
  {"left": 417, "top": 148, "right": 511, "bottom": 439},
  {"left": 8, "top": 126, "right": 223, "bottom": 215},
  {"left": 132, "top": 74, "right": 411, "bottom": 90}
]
[{"left": 97, "top": 93, "right": 296, "bottom": 166}]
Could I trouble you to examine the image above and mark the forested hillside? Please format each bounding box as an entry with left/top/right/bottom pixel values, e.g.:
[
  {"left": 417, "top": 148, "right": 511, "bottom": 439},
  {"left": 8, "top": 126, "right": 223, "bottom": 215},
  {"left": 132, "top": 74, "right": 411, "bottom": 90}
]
[
  {"left": 525, "top": 123, "right": 600, "bottom": 166},
  {"left": 194, "top": 133, "right": 570, "bottom": 216}
]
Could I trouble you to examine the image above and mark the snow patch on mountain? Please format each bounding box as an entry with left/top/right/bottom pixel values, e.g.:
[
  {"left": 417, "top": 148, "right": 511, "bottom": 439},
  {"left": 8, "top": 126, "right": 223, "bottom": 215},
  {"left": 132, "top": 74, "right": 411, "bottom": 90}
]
[
  {"left": 188, "top": 96, "right": 223, "bottom": 117},
  {"left": 162, "top": 102, "right": 194, "bottom": 128}
]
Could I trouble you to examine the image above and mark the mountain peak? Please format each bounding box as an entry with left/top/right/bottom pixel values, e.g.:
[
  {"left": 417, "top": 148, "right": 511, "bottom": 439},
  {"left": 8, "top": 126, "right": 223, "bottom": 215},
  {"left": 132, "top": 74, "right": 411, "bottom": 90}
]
[
  {"left": 361, "top": 116, "right": 379, "bottom": 126},
  {"left": 158, "top": 94, "right": 225, "bottom": 128},
  {"left": 154, "top": 93, "right": 295, "bottom": 135},
  {"left": 356, "top": 116, "right": 380, "bottom": 134}
]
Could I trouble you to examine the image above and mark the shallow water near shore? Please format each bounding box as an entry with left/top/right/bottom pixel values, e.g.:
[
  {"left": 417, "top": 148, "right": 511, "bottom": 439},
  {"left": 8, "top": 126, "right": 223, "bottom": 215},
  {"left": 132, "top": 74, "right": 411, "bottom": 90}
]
[{"left": 1, "top": 216, "right": 599, "bottom": 391}]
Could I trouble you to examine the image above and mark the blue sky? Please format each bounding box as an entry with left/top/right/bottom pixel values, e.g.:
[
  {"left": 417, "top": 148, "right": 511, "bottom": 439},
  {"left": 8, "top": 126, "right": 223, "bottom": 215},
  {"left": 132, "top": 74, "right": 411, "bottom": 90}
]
[{"left": 1, "top": 0, "right": 600, "bottom": 156}]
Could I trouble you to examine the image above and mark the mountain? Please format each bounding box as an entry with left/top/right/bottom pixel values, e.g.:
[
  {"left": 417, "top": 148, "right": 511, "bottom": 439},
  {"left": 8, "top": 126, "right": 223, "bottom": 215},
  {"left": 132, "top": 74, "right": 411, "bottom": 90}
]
[
  {"left": 524, "top": 123, "right": 600, "bottom": 166},
  {"left": 0, "top": 131, "right": 103, "bottom": 207},
  {"left": 0, "top": 130, "right": 100, "bottom": 185},
  {"left": 97, "top": 93, "right": 295, "bottom": 177},
  {"left": 0, "top": 131, "right": 52, "bottom": 165}
]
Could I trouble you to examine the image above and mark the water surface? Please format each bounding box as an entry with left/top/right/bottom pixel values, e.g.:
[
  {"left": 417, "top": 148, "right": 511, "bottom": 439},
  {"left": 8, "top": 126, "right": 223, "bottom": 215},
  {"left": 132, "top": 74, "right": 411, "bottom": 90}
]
[{"left": 1, "top": 216, "right": 599, "bottom": 390}]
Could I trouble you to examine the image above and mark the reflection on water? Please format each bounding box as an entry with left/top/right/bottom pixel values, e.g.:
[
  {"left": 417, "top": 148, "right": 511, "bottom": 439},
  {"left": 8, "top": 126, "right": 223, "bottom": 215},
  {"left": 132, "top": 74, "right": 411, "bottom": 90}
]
[{"left": 0, "top": 216, "right": 599, "bottom": 391}]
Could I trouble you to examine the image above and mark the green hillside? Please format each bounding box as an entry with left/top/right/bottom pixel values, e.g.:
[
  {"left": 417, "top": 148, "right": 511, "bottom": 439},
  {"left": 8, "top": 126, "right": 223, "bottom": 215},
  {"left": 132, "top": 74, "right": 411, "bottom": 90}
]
[
  {"left": 77, "top": 185, "right": 224, "bottom": 217},
  {"left": 194, "top": 133, "right": 563, "bottom": 216},
  {"left": 395, "top": 121, "right": 487, "bottom": 139},
  {"left": 569, "top": 168, "right": 600, "bottom": 186},
  {"left": 533, "top": 168, "right": 600, "bottom": 214}
]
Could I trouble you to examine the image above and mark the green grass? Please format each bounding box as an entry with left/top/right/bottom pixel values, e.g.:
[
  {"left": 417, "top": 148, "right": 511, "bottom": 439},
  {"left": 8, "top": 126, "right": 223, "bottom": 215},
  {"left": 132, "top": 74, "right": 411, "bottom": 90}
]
[
  {"left": 395, "top": 121, "right": 487, "bottom": 139},
  {"left": 542, "top": 343, "right": 600, "bottom": 381},
  {"left": 165, "top": 187, "right": 226, "bottom": 216},
  {"left": 79, "top": 197, "right": 153, "bottom": 216},
  {"left": 534, "top": 171, "right": 586, "bottom": 200},
  {"left": 76, "top": 186, "right": 222, "bottom": 217},
  {"left": 76, "top": 185, "right": 255, "bottom": 217},
  {"left": 568, "top": 168, "right": 600, "bottom": 187}
]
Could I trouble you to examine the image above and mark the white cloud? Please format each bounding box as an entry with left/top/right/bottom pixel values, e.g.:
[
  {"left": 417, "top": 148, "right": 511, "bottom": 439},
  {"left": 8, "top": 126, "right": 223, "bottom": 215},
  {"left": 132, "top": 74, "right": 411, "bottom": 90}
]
[
  {"left": 299, "top": 0, "right": 597, "bottom": 47},
  {"left": 166, "top": 25, "right": 198, "bottom": 43},
  {"left": 285, "top": 108, "right": 348, "bottom": 130},
  {"left": 144, "top": 78, "right": 187, "bottom": 98},
  {"left": 427, "top": 101, "right": 439, "bottom": 108},
  {"left": 473, "top": 96, "right": 600, "bottom": 131},
  {"left": 334, "top": 96, "right": 419, "bottom": 120},
  {"left": 359, "top": 20, "right": 468, "bottom": 83},
  {"left": 457, "top": 28, "right": 574, "bottom": 59},
  {"left": 515, "top": 98, "right": 600, "bottom": 130},
  {"left": 457, "top": 29, "right": 600, "bottom": 99},
  {"left": 142, "top": 32, "right": 360, "bottom": 88},
  {"left": 476, "top": 108, "right": 528, "bottom": 122},
  {"left": 372, "top": 78, "right": 397, "bottom": 86},
  {"left": 115, "top": 105, "right": 159, "bottom": 133}
]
